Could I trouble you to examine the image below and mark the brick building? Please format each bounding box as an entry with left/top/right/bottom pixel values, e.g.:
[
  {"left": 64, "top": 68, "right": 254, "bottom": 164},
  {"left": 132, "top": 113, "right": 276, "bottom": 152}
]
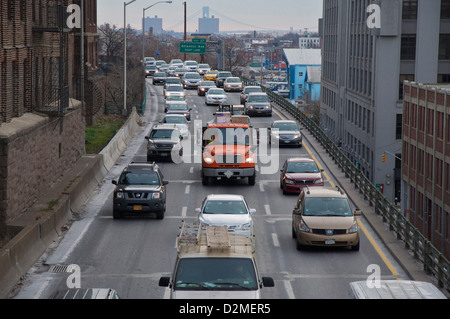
[
  {"left": 0, "top": 0, "right": 103, "bottom": 236},
  {"left": 402, "top": 81, "right": 450, "bottom": 259}
]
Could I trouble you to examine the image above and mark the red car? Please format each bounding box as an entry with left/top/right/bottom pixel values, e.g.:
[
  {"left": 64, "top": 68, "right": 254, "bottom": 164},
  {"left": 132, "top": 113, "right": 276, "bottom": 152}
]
[{"left": 280, "top": 158, "right": 324, "bottom": 194}]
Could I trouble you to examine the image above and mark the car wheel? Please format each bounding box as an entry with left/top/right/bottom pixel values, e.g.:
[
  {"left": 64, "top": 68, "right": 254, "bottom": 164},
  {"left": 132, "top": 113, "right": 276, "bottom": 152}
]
[
  {"left": 292, "top": 225, "right": 297, "bottom": 239},
  {"left": 248, "top": 174, "right": 256, "bottom": 185},
  {"left": 113, "top": 209, "right": 122, "bottom": 220},
  {"left": 351, "top": 240, "right": 360, "bottom": 251},
  {"left": 296, "top": 239, "right": 304, "bottom": 251},
  {"left": 155, "top": 209, "right": 165, "bottom": 220},
  {"left": 202, "top": 174, "right": 209, "bottom": 185}
]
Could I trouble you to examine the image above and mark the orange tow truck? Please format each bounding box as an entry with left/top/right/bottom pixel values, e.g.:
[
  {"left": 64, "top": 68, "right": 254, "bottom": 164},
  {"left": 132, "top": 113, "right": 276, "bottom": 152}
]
[{"left": 201, "top": 117, "right": 256, "bottom": 186}]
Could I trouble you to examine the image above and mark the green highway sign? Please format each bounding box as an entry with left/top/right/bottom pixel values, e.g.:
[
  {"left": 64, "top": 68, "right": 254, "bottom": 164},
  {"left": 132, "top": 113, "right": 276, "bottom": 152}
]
[
  {"left": 192, "top": 38, "right": 206, "bottom": 43},
  {"left": 179, "top": 42, "right": 206, "bottom": 54}
]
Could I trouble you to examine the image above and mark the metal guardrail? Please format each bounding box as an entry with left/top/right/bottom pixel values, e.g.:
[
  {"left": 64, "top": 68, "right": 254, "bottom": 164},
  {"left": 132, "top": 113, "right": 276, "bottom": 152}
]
[{"left": 242, "top": 77, "right": 449, "bottom": 291}]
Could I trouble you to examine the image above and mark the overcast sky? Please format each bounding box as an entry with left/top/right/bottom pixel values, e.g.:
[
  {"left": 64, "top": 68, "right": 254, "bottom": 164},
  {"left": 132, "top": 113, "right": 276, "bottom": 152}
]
[{"left": 97, "top": 0, "right": 323, "bottom": 33}]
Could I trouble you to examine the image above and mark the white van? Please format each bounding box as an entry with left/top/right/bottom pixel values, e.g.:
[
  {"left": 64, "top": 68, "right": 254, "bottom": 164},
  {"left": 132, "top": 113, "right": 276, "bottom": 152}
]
[{"left": 159, "top": 223, "right": 274, "bottom": 299}]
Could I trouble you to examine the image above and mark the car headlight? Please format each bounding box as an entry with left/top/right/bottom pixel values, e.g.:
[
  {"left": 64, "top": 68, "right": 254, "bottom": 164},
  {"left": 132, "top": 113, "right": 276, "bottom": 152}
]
[
  {"left": 116, "top": 192, "right": 125, "bottom": 199},
  {"left": 293, "top": 134, "right": 300, "bottom": 139},
  {"left": 248, "top": 105, "right": 254, "bottom": 109},
  {"left": 284, "top": 179, "right": 294, "bottom": 184},
  {"left": 152, "top": 192, "right": 161, "bottom": 199},
  {"left": 299, "top": 219, "right": 310, "bottom": 233},
  {"left": 314, "top": 178, "right": 323, "bottom": 184},
  {"left": 245, "top": 155, "right": 256, "bottom": 163},
  {"left": 348, "top": 220, "right": 359, "bottom": 233},
  {"left": 203, "top": 156, "right": 214, "bottom": 164}
]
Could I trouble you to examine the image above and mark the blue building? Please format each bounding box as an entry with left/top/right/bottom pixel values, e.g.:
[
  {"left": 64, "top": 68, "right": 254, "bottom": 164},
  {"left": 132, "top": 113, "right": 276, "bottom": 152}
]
[{"left": 283, "top": 49, "right": 321, "bottom": 101}]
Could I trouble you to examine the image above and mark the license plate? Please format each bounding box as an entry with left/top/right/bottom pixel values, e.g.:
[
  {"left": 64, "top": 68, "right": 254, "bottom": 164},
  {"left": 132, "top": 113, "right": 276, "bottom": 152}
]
[
  {"left": 133, "top": 205, "right": 143, "bottom": 211},
  {"left": 325, "top": 239, "right": 335, "bottom": 245},
  {"left": 284, "top": 140, "right": 291, "bottom": 143},
  {"left": 215, "top": 100, "right": 220, "bottom": 103},
  {"left": 160, "top": 152, "right": 168, "bottom": 156},
  {"left": 257, "top": 111, "right": 262, "bottom": 113}
]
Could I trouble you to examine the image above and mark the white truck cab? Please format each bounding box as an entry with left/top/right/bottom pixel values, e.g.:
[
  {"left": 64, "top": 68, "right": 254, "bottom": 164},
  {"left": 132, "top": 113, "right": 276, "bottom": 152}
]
[{"left": 159, "top": 222, "right": 274, "bottom": 299}]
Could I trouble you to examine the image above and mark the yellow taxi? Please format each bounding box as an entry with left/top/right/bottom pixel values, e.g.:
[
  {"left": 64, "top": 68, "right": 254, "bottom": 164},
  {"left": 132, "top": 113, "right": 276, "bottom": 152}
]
[{"left": 204, "top": 70, "right": 219, "bottom": 81}]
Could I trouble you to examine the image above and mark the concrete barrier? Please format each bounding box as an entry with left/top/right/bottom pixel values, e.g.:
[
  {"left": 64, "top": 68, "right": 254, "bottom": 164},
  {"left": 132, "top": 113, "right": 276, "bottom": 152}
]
[{"left": 0, "top": 108, "right": 143, "bottom": 298}]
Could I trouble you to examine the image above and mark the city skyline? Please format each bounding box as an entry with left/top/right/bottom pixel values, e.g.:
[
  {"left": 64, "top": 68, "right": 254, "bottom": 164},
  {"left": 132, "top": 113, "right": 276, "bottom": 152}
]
[{"left": 97, "top": 0, "right": 323, "bottom": 33}]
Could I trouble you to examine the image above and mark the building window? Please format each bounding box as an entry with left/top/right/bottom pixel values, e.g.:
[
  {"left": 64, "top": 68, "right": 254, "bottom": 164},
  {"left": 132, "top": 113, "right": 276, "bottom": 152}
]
[
  {"left": 396, "top": 114, "right": 402, "bottom": 139},
  {"left": 402, "top": 0, "right": 418, "bottom": 19},
  {"left": 441, "top": 0, "right": 450, "bottom": 19},
  {"left": 439, "top": 34, "right": 450, "bottom": 60},
  {"left": 401, "top": 35, "right": 416, "bottom": 60},
  {"left": 438, "top": 74, "right": 450, "bottom": 83}
]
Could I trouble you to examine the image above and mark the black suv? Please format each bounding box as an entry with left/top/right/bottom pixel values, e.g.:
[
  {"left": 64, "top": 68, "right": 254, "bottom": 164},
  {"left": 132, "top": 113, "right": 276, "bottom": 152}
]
[
  {"left": 215, "top": 71, "right": 233, "bottom": 87},
  {"left": 112, "top": 162, "right": 169, "bottom": 219}
]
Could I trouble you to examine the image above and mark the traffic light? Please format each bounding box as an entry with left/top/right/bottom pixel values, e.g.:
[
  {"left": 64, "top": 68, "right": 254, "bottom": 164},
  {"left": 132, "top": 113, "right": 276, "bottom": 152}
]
[{"left": 382, "top": 153, "right": 386, "bottom": 162}]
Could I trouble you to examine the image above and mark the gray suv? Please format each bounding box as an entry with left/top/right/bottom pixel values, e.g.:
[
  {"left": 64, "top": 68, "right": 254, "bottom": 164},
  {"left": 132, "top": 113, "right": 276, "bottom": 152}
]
[
  {"left": 112, "top": 162, "right": 169, "bottom": 219},
  {"left": 145, "top": 124, "right": 183, "bottom": 162}
]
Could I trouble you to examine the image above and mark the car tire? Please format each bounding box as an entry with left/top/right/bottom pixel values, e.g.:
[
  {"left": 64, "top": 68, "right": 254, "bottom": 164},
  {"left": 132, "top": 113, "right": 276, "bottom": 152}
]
[
  {"left": 155, "top": 210, "right": 165, "bottom": 220},
  {"left": 296, "top": 239, "right": 304, "bottom": 251},
  {"left": 202, "top": 174, "right": 209, "bottom": 185},
  {"left": 248, "top": 174, "right": 256, "bottom": 185},
  {"left": 351, "top": 240, "right": 360, "bottom": 251},
  {"left": 113, "top": 209, "right": 122, "bottom": 220},
  {"left": 292, "top": 226, "right": 297, "bottom": 239}
]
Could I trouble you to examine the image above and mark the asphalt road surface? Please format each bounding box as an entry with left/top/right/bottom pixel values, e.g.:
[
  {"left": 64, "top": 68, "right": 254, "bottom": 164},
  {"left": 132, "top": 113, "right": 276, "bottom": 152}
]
[{"left": 13, "top": 79, "right": 409, "bottom": 299}]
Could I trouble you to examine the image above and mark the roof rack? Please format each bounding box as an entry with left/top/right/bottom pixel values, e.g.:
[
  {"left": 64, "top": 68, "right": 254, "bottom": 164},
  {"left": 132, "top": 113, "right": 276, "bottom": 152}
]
[{"left": 176, "top": 222, "right": 255, "bottom": 253}]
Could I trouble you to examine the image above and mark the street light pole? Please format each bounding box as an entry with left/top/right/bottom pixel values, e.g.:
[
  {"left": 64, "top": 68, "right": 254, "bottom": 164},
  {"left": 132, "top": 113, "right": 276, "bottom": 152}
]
[
  {"left": 142, "top": 1, "right": 172, "bottom": 64},
  {"left": 123, "top": 0, "right": 137, "bottom": 116}
]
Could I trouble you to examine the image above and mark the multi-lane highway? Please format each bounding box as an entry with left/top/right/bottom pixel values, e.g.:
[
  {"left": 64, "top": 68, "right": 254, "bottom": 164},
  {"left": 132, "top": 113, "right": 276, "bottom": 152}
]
[{"left": 13, "top": 79, "right": 410, "bottom": 299}]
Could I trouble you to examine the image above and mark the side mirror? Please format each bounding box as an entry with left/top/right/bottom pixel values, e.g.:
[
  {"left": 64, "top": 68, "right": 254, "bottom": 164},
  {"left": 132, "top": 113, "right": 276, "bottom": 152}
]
[
  {"left": 159, "top": 277, "right": 171, "bottom": 287},
  {"left": 354, "top": 208, "right": 362, "bottom": 216},
  {"left": 262, "top": 277, "right": 275, "bottom": 287},
  {"left": 163, "top": 181, "right": 169, "bottom": 185},
  {"left": 292, "top": 208, "right": 300, "bottom": 215},
  {"left": 249, "top": 208, "right": 256, "bottom": 215},
  {"left": 195, "top": 208, "right": 201, "bottom": 214},
  {"left": 112, "top": 180, "right": 117, "bottom": 185},
  {"left": 145, "top": 136, "right": 149, "bottom": 140}
]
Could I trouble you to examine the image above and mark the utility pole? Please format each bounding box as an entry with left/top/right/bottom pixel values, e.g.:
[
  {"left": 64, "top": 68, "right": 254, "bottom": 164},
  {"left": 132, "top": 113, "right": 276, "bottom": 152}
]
[{"left": 183, "top": 1, "right": 186, "bottom": 61}]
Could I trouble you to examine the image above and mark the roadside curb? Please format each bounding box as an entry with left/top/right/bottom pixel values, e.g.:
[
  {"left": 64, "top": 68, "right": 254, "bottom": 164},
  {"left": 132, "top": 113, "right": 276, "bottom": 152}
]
[{"left": 0, "top": 108, "right": 141, "bottom": 298}]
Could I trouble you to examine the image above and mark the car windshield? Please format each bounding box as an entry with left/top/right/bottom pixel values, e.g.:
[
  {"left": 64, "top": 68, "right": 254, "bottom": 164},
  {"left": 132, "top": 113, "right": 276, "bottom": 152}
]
[
  {"left": 226, "top": 78, "right": 241, "bottom": 83},
  {"left": 205, "top": 127, "right": 250, "bottom": 146},
  {"left": 185, "top": 73, "right": 200, "bottom": 79},
  {"left": 244, "top": 87, "right": 262, "bottom": 94},
  {"left": 186, "top": 61, "right": 197, "bottom": 65},
  {"left": 154, "top": 72, "right": 166, "bottom": 77},
  {"left": 208, "top": 89, "right": 224, "bottom": 95},
  {"left": 149, "top": 129, "right": 179, "bottom": 139},
  {"left": 203, "top": 200, "right": 248, "bottom": 214},
  {"left": 207, "top": 71, "right": 218, "bottom": 75},
  {"left": 167, "top": 86, "right": 183, "bottom": 92},
  {"left": 168, "top": 104, "right": 188, "bottom": 110},
  {"left": 174, "top": 258, "right": 258, "bottom": 291},
  {"left": 248, "top": 95, "right": 269, "bottom": 102},
  {"left": 219, "top": 72, "right": 232, "bottom": 77},
  {"left": 163, "top": 116, "right": 187, "bottom": 124},
  {"left": 166, "top": 78, "right": 181, "bottom": 84},
  {"left": 146, "top": 65, "right": 157, "bottom": 70},
  {"left": 199, "top": 81, "right": 215, "bottom": 86},
  {"left": 273, "top": 122, "right": 299, "bottom": 131},
  {"left": 118, "top": 172, "right": 160, "bottom": 185},
  {"left": 199, "top": 64, "right": 210, "bottom": 68},
  {"left": 166, "top": 96, "right": 185, "bottom": 102},
  {"left": 286, "top": 161, "right": 319, "bottom": 173},
  {"left": 304, "top": 198, "right": 352, "bottom": 216}
]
